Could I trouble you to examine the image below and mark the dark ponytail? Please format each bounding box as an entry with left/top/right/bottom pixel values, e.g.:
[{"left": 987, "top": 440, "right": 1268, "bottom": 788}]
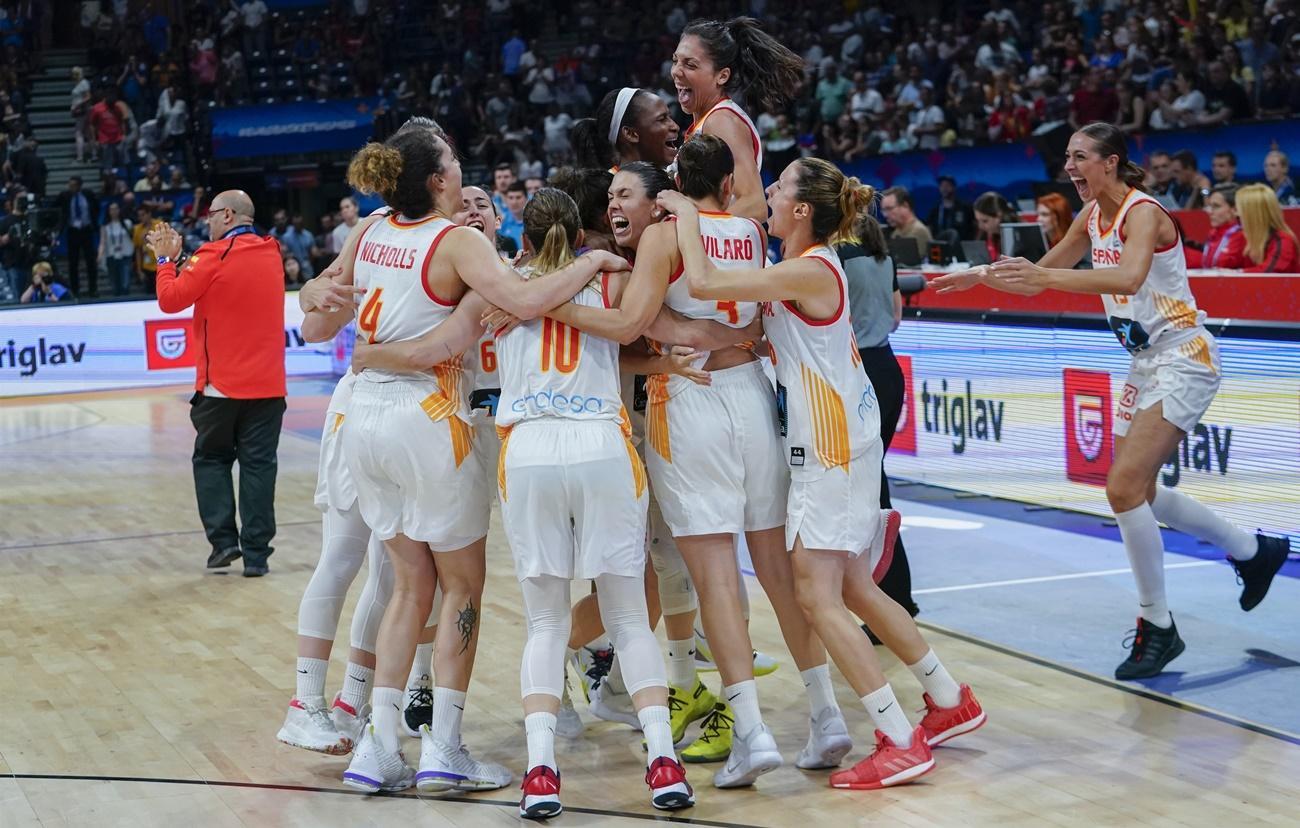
[
  {"left": 1078, "top": 121, "right": 1149, "bottom": 193},
  {"left": 619, "top": 161, "right": 675, "bottom": 202},
  {"left": 682, "top": 17, "right": 803, "bottom": 113}
]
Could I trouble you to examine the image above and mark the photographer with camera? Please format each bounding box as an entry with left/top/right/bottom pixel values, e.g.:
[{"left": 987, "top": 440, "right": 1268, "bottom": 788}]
[{"left": 20, "top": 261, "right": 69, "bottom": 304}]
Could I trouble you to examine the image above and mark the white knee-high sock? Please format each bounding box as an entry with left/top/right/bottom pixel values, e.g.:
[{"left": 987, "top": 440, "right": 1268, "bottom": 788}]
[
  {"left": 295, "top": 657, "right": 328, "bottom": 705},
  {"left": 526, "top": 712, "right": 557, "bottom": 770},
  {"left": 1115, "top": 503, "right": 1172, "bottom": 628},
  {"left": 906, "top": 649, "right": 961, "bottom": 709},
  {"left": 861, "top": 684, "right": 913, "bottom": 748},
  {"left": 1151, "top": 486, "right": 1256, "bottom": 560},
  {"left": 370, "top": 686, "right": 404, "bottom": 753},
  {"left": 800, "top": 664, "right": 838, "bottom": 716}
]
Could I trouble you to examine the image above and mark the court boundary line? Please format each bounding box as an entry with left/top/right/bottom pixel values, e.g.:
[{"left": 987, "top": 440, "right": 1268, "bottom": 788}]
[
  {"left": 918, "top": 619, "right": 1300, "bottom": 747},
  {"left": 0, "top": 520, "right": 320, "bottom": 552},
  {"left": 912, "top": 560, "right": 1218, "bottom": 594},
  {"left": 2, "top": 773, "right": 761, "bottom": 827}
]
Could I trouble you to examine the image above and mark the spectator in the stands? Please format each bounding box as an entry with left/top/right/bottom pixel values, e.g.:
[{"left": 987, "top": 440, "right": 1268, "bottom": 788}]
[
  {"left": 1152, "top": 70, "right": 1205, "bottom": 130},
  {"left": 1192, "top": 184, "right": 1247, "bottom": 270},
  {"left": 90, "top": 86, "right": 130, "bottom": 173},
  {"left": 272, "top": 211, "right": 316, "bottom": 278},
  {"left": 1212, "top": 151, "right": 1238, "bottom": 186},
  {"left": 1070, "top": 68, "right": 1118, "bottom": 128},
  {"left": 501, "top": 29, "right": 527, "bottom": 77},
  {"left": 524, "top": 176, "right": 544, "bottom": 197},
  {"left": 1146, "top": 150, "right": 1180, "bottom": 210},
  {"left": 169, "top": 167, "right": 191, "bottom": 190},
  {"left": 908, "top": 87, "right": 946, "bottom": 150},
  {"left": 1169, "top": 149, "right": 1210, "bottom": 210},
  {"left": 1035, "top": 193, "right": 1073, "bottom": 249},
  {"left": 880, "top": 186, "right": 932, "bottom": 244},
  {"left": 1237, "top": 19, "right": 1279, "bottom": 79},
  {"left": 498, "top": 180, "right": 526, "bottom": 250},
  {"left": 1116, "top": 82, "right": 1147, "bottom": 134},
  {"left": 1237, "top": 184, "right": 1300, "bottom": 273},
  {"left": 1255, "top": 61, "right": 1296, "bottom": 119},
  {"left": 133, "top": 206, "right": 162, "bottom": 292},
  {"left": 987, "top": 90, "right": 1032, "bottom": 143},
  {"left": 141, "top": 177, "right": 175, "bottom": 219},
  {"left": 972, "top": 191, "right": 1019, "bottom": 259},
  {"left": 816, "top": 63, "right": 853, "bottom": 123},
  {"left": 57, "top": 176, "right": 99, "bottom": 298},
  {"left": 927, "top": 176, "right": 975, "bottom": 241},
  {"left": 330, "top": 196, "right": 359, "bottom": 253},
  {"left": 283, "top": 255, "right": 305, "bottom": 288},
  {"left": 71, "top": 67, "right": 91, "bottom": 163},
  {"left": 312, "top": 214, "right": 335, "bottom": 274},
  {"left": 10, "top": 136, "right": 46, "bottom": 197},
  {"left": 239, "top": 0, "right": 269, "bottom": 57},
  {"left": 20, "top": 261, "right": 68, "bottom": 304},
  {"left": 1200, "top": 60, "right": 1253, "bottom": 126},
  {"left": 134, "top": 160, "right": 162, "bottom": 193},
  {"left": 98, "top": 201, "right": 135, "bottom": 297},
  {"left": 0, "top": 192, "right": 30, "bottom": 299},
  {"left": 156, "top": 81, "right": 188, "bottom": 151},
  {"left": 848, "top": 70, "right": 884, "bottom": 126},
  {"left": 491, "top": 162, "right": 515, "bottom": 216},
  {"left": 1264, "top": 150, "right": 1297, "bottom": 206}
]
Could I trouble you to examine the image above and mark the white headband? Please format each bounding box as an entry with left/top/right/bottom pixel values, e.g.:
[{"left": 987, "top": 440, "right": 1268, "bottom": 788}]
[{"left": 608, "top": 87, "right": 639, "bottom": 147}]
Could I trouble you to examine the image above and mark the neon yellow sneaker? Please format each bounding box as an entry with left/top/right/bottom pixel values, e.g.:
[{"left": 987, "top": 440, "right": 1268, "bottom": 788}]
[
  {"left": 694, "top": 629, "right": 779, "bottom": 677},
  {"left": 669, "top": 680, "right": 717, "bottom": 745},
  {"left": 680, "top": 702, "right": 734, "bottom": 764}
]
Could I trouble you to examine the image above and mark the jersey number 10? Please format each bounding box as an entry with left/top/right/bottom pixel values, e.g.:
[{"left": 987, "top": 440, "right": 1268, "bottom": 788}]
[{"left": 541, "top": 318, "right": 581, "bottom": 374}]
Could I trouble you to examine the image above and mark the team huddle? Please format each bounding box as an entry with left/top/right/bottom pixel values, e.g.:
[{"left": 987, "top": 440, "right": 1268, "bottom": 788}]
[{"left": 273, "top": 15, "right": 1289, "bottom": 821}]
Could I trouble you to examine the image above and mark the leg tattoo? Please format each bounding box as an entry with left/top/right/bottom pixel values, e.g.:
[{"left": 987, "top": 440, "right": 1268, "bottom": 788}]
[{"left": 456, "top": 601, "right": 479, "bottom": 655}]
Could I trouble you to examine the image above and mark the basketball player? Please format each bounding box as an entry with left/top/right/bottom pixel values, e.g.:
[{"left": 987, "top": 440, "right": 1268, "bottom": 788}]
[
  {"left": 932, "top": 122, "right": 1290, "bottom": 680},
  {"left": 572, "top": 86, "right": 681, "bottom": 172},
  {"left": 670, "top": 17, "right": 802, "bottom": 221},
  {"left": 657, "top": 157, "right": 985, "bottom": 790},
  {"left": 553, "top": 138, "right": 854, "bottom": 785},
  {"left": 302, "top": 119, "right": 627, "bottom": 793}
]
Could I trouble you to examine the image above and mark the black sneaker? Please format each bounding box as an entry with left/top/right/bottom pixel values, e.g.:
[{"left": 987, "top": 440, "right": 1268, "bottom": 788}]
[
  {"left": 207, "top": 546, "right": 242, "bottom": 569},
  {"left": 584, "top": 647, "right": 614, "bottom": 693},
  {"left": 1230, "top": 534, "right": 1290, "bottom": 611},
  {"left": 1114, "top": 616, "right": 1185, "bottom": 680},
  {"left": 242, "top": 562, "right": 269, "bottom": 577},
  {"left": 402, "top": 675, "right": 433, "bottom": 737}
]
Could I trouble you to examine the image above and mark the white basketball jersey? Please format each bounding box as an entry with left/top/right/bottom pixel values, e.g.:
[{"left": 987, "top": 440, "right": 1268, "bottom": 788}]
[
  {"left": 763, "top": 244, "right": 879, "bottom": 478},
  {"left": 684, "top": 98, "right": 763, "bottom": 170},
  {"left": 496, "top": 271, "right": 625, "bottom": 428},
  {"left": 1089, "top": 189, "right": 1205, "bottom": 354},
  {"left": 461, "top": 253, "right": 510, "bottom": 420},
  {"left": 651, "top": 210, "right": 765, "bottom": 396}
]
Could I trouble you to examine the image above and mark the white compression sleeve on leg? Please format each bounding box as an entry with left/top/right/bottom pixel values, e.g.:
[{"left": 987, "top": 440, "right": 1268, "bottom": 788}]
[
  {"left": 350, "top": 532, "right": 392, "bottom": 652},
  {"left": 1115, "top": 503, "right": 1172, "bottom": 627},
  {"left": 520, "top": 575, "right": 572, "bottom": 699},
  {"left": 1151, "top": 486, "right": 1256, "bottom": 560},
  {"left": 298, "top": 505, "right": 370, "bottom": 640},
  {"left": 596, "top": 573, "right": 666, "bottom": 696}
]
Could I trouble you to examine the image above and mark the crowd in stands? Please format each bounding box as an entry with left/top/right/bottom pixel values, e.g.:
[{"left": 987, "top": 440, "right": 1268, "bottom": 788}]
[{"left": 3, "top": 0, "right": 1300, "bottom": 304}]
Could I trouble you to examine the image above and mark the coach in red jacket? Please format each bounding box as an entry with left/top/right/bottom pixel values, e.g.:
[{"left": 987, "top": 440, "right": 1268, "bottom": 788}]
[{"left": 149, "top": 190, "right": 286, "bottom": 577}]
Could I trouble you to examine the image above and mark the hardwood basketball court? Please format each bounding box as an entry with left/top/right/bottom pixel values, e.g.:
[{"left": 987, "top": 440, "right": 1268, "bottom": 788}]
[{"left": 3, "top": 384, "right": 1297, "bottom": 827}]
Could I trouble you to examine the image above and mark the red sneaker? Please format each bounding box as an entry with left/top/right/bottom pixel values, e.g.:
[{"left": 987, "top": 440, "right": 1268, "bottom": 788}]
[
  {"left": 519, "top": 765, "right": 562, "bottom": 820},
  {"left": 920, "top": 684, "right": 986, "bottom": 746},
  {"left": 829, "top": 726, "right": 934, "bottom": 790},
  {"left": 646, "top": 756, "right": 695, "bottom": 811}
]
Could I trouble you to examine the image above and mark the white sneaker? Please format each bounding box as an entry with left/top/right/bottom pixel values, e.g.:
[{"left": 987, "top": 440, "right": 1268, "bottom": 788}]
[
  {"left": 556, "top": 679, "right": 584, "bottom": 739},
  {"left": 277, "top": 698, "right": 351, "bottom": 755},
  {"left": 331, "top": 694, "right": 369, "bottom": 749},
  {"left": 416, "top": 726, "right": 513, "bottom": 792},
  {"left": 342, "top": 723, "right": 415, "bottom": 793},
  {"left": 588, "top": 680, "right": 643, "bottom": 730},
  {"left": 795, "top": 707, "right": 853, "bottom": 769},
  {"left": 713, "top": 723, "right": 782, "bottom": 788}
]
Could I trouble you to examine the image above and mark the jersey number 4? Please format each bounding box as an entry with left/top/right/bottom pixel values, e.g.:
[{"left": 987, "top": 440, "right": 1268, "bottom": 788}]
[
  {"left": 358, "top": 288, "right": 384, "bottom": 344},
  {"left": 541, "top": 318, "right": 581, "bottom": 374},
  {"left": 716, "top": 300, "right": 739, "bottom": 324}
]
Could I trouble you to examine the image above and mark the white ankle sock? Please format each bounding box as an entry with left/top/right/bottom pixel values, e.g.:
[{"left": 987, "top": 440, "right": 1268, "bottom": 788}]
[
  {"left": 638, "top": 705, "right": 674, "bottom": 763},
  {"left": 525, "top": 712, "right": 557, "bottom": 770},
  {"left": 800, "top": 664, "right": 838, "bottom": 717},
  {"left": 408, "top": 643, "right": 434, "bottom": 688},
  {"left": 907, "top": 649, "right": 961, "bottom": 709},
  {"left": 370, "top": 686, "right": 404, "bottom": 753},
  {"left": 861, "top": 684, "right": 912, "bottom": 748},
  {"left": 1151, "top": 486, "right": 1256, "bottom": 560},
  {"left": 1114, "top": 503, "right": 1172, "bottom": 627},
  {"left": 339, "top": 663, "right": 373, "bottom": 712},
  {"left": 295, "top": 657, "right": 328, "bottom": 705},
  {"left": 722, "top": 679, "right": 763, "bottom": 739},
  {"left": 430, "top": 687, "right": 466, "bottom": 747},
  {"left": 666, "top": 638, "right": 697, "bottom": 690}
]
